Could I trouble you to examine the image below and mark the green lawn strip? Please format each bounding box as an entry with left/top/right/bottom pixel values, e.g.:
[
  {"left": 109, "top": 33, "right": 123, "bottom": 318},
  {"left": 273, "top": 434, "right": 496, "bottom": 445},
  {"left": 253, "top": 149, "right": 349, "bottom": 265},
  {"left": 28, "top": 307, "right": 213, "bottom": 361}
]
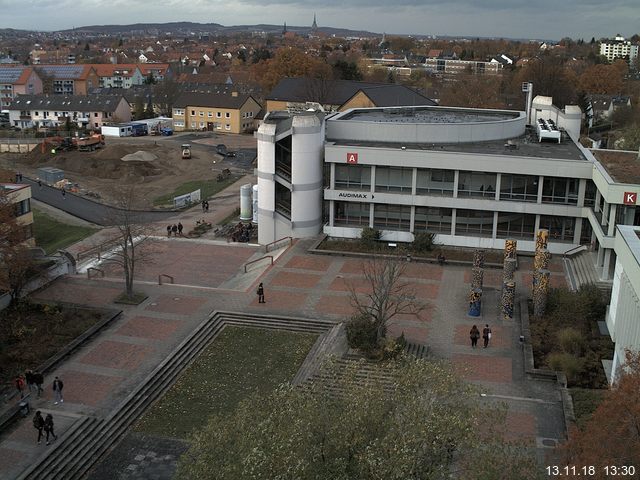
[
  {"left": 152, "top": 176, "right": 242, "bottom": 207},
  {"left": 570, "top": 387, "right": 607, "bottom": 428},
  {"left": 32, "top": 208, "right": 97, "bottom": 254},
  {"left": 134, "top": 326, "right": 317, "bottom": 439}
]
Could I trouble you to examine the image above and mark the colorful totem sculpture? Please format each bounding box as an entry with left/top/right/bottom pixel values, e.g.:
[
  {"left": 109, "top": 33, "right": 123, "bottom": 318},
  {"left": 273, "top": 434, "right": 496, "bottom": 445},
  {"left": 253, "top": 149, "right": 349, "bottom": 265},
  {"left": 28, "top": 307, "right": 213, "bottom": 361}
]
[
  {"left": 471, "top": 267, "right": 484, "bottom": 290},
  {"left": 468, "top": 288, "right": 482, "bottom": 317},
  {"left": 503, "top": 258, "right": 517, "bottom": 283},
  {"left": 501, "top": 239, "right": 517, "bottom": 319},
  {"left": 504, "top": 239, "right": 517, "bottom": 261},
  {"left": 501, "top": 281, "right": 516, "bottom": 320},
  {"left": 532, "top": 230, "right": 551, "bottom": 315},
  {"left": 473, "top": 249, "right": 485, "bottom": 268},
  {"left": 533, "top": 269, "right": 551, "bottom": 317}
]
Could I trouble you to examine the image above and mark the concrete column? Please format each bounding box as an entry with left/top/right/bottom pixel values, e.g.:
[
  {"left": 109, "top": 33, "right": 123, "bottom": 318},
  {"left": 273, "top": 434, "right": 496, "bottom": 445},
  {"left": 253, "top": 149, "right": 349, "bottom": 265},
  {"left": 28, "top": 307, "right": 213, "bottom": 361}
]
[
  {"left": 369, "top": 202, "right": 374, "bottom": 227},
  {"left": 495, "top": 173, "right": 501, "bottom": 201},
  {"left": 410, "top": 206, "right": 415, "bottom": 234},
  {"left": 411, "top": 168, "right": 417, "bottom": 196},
  {"left": 329, "top": 200, "right": 335, "bottom": 226},
  {"left": 329, "top": 163, "right": 335, "bottom": 189},
  {"left": 573, "top": 217, "right": 583, "bottom": 245},
  {"left": 370, "top": 165, "right": 376, "bottom": 194},
  {"left": 602, "top": 249, "right": 612, "bottom": 281},
  {"left": 492, "top": 211, "right": 498, "bottom": 238},
  {"left": 601, "top": 200, "right": 609, "bottom": 227},
  {"left": 608, "top": 204, "right": 617, "bottom": 236},
  {"left": 453, "top": 170, "right": 459, "bottom": 198},
  {"left": 577, "top": 179, "right": 586, "bottom": 207},
  {"left": 537, "top": 175, "right": 544, "bottom": 203},
  {"left": 595, "top": 190, "right": 601, "bottom": 213},
  {"left": 534, "top": 214, "right": 540, "bottom": 233},
  {"left": 596, "top": 244, "right": 605, "bottom": 270},
  {"left": 451, "top": 209, "right": 457, "bottom": 236}
]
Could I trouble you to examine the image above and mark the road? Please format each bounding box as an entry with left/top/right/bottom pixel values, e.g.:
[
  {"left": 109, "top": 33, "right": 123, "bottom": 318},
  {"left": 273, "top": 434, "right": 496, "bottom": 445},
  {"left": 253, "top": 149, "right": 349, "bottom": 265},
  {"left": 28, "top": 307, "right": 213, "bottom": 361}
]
[{"left": 24, "top": 177, "right": 178, "bottom": 226}]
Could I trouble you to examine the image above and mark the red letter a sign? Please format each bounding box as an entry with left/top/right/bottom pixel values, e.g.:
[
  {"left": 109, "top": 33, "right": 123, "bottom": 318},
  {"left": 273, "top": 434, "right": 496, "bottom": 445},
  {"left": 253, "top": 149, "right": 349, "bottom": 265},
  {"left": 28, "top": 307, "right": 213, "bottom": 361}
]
[{"left": 347, "top": 152, "right": 358, "bottom": 164}]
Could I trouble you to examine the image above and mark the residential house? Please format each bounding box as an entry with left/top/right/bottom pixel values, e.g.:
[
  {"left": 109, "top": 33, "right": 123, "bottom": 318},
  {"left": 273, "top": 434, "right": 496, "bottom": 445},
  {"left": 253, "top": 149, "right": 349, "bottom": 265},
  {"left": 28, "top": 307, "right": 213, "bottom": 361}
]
[
  {"left": 172, "top": 91, "right": 262, "bottom": 133},
  {"left": 600, "top": 34, "right": 639, "bottom": 63},
  {"left": 588, "top": 94, "right": 632, "bottom": 126},
  {"left": 138, "top": 64, "right": 170, "bottom": 83},
  {"left": 34, "top": 65, "right": 99, "bottom": 95},
  {"left": 0, "top": 182, "right": 35, "bottom": 247},
  {"left": 93, "top": 64, "right": 145, "bottom": 88},
  {"left": 265, "top": 78, "right": 436, "bottom": 113},
  {"left": 0, "top": 66, "right": 43, "bottom": 110},
  {"left": 8, "top": 94, "right": 131, "bottom": 130}
]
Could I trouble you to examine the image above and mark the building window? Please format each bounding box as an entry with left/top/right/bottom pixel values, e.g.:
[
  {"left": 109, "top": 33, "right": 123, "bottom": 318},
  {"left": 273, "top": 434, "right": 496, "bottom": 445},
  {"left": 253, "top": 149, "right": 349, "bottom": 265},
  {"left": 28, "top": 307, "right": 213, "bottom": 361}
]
[
  {"left": 496, "top": 212, "right": 536, "bottom": 239},
  {"left": 14, "top": 198, "right": 31, "bottom": 216},
  {"left": 216, "top": 112, "right": 221, "bottom": 118},
  {"left": 225, "top": 124, "right": 230, "bottom": 130},
  {"left": 414, "top": 207, "right": 452, "bottom": 233},
  {"left": 373, "top": 204, "right": 411, "bottom": 231},
  {"left": 334, "top": 201, "right": 370, "bottom": 227},
  {"left": 225, "top": 112, "right": 230, "bottom": 118},
  {"left": 275, "top": 182, "right": 291, "bottom": 219},
  {"left": 458, "top": 171, "right": 496, "bottom": 198},
  {"left": 416, "top": 169, "right": 454, "bottom": 196},
  {"left": 199, "top": 111, "right": 204, "bottom": 117},
  {"left": 174, "top": 109, "right": 184, "bottom": 116},
  {"left": 542, "top": 177, "right": 578, "bottom": 205},
  {"left": 199, "top": 122, "right": 205, "bottom": 128},
  {"left": 539, "top": 215, "right": 575, "bottom": 242},
  {"left": 584, "top": 180, "right": 597, "bottom": 207},
  {"left": 191, "top": 110, "right": 195, "bottom": 116},
  {"left": 455, "top": 209, "right": 494, "bottom": 237},
  {"left": 375, "top": 167, "right": 413, "bottom": 194},
  {"left": 500, "top": 174, "right": 538, "bottom": 202},
  {"left": 174, "top": 121, "right": 184, "bottom": 127},
  {"left": 208, "top": 112, "right": 213, "bottom": 117},
  {"left": 335, "top": 165, "right": 371, "bottom": 190}
]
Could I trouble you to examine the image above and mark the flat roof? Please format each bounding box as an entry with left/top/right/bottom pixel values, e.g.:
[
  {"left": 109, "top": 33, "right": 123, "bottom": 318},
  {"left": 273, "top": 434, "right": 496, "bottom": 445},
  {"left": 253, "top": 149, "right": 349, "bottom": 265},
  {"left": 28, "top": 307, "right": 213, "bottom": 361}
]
[
  {"left": 330, "top": 133, "right": 587, "bottom": 162},
  {"left": 590, "top": 150, "right": 640, "bottom": 184},
  {"left": 337, "top": 106, "right": 519, "bottom": 124}
]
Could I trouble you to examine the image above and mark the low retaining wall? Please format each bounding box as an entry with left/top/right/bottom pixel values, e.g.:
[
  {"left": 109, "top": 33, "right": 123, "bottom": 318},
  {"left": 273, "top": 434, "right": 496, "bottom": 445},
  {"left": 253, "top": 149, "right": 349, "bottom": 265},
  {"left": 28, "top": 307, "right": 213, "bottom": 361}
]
[{"left": 0, "top": 142, "right": 39, "bottom": 153}]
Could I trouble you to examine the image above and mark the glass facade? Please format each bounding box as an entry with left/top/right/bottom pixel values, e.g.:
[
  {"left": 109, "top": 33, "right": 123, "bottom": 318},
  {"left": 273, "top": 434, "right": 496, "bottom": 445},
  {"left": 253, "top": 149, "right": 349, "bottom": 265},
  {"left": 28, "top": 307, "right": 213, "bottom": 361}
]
[
  {"left": 335, "top": 165, "right": 371, "bottom": 190},
  {"left": 275, "top": 136, "right": 292, "bottom": 182},
  {"left": 539, "top": 215, "right": 575, "bottom": 242},
  {"left": 334, "top": 201, "right": 370, "bottom": 226},
  {"left": 458, "top": 171, "right": 496, "bottom": 198},
  {"left": 275, "top": 182, "right": 291, "bottom": 219},
  {"left": 416, "top": 169, "right": 454, "bottom": 196},
  {"left": 455, "top": 209, "right": 494, "bottom": 237},
  {"left": 584, "top": 180, "right": 597, "bottom": 207},
  {"left": 496, "top": 212, "right": 536, "bottom": 239},
  {"left": 542, "top": 177, "right": 578, "bottom": 205},
  {"left": 500, "top": 174, "right": 538, "bottom": 202},
  {"left": 375, "top": 167, "right": 413, "bottom": 194},
  {"left": 414, "top": 207, "right": 453, "bottom": 233},
  {"left": 373, "top": 204, "right": 411, "bottom": 231}
]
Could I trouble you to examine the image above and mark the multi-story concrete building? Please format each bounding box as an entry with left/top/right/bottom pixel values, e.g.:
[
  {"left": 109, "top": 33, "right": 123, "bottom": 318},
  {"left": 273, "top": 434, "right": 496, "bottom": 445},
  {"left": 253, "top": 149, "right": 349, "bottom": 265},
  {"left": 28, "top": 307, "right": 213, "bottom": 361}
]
[
  {"left": 94, "top": 64, "right": 145, "bottom": 89},
  {"left": 599, "top": 34, "right": 639, "bottom": 63},
  {"left": 35, "top": 65, "right": 99, "bottom": 95},
  {"left": 0, "top": 182, "right": 35, "bottom": 247},
  {"left": 423, "top": 57, "right": 502, "bottom": 75},
  {"left": 0, "top": 66, "right": 43, "bottom": 110}
]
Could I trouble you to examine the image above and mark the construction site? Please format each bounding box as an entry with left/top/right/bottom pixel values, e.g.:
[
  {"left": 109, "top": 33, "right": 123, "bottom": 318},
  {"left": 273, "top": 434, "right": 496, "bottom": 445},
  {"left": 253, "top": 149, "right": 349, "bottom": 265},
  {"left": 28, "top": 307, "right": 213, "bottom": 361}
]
[{"left": 0, "top": 132, "right": 257, "bottom": 208}]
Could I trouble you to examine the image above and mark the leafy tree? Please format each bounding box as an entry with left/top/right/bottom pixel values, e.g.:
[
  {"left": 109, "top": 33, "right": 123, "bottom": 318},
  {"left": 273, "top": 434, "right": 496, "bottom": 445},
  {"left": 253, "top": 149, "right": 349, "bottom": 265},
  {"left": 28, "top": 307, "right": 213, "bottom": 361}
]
[
  {"left": 332, "top": 60, "right": 362, "bottom": 80},
  {"left": 251, "top": 47, "right": 272, "bottom": 64},
  {"left": 579, "top": 61, "right": 626, "bottom": 94},
  {"left": 176, "top": 356, "right": 542, "bottom": 480},
  {"left": 133, "top": 96, "right": 145, "bottom": 120},
  {"left": 561, "top": 350, "right": 640, "bottom": 475},
  {"left": 252, "top": 47, "right": 332, "bottom": 91},
  {"left": 348, "top": 255, "right": 425, "bottom": 341}
]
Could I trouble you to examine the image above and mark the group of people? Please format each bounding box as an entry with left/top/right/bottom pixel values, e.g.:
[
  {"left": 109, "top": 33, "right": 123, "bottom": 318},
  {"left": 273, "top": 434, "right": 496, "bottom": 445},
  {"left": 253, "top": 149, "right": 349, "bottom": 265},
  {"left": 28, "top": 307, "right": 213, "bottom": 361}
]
[
  {"left": 231, "top": 222, "right": 253, "bottom": 243},
  {"left": 166, "top": 223, "right": 184, "bottom": 237},
  {"left": 32, "top": 411, "right": 57, "bottom": 445},
  {"left": 469, "top": 324, "right": 492, "bottom": 348},
  {"left": 14, "top": 370, "right": 44, "bottom": 399},
  {"left": 201, "top": 200, "right": 210, "bottom": 212}
]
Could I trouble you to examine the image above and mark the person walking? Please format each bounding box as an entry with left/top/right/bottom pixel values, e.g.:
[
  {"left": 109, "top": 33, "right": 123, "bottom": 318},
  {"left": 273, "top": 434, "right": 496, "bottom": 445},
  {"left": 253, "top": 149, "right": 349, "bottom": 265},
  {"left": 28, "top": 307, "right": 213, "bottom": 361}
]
[
  {"left": 52, "top": 376, "right": 64, "bottom": 404},
  {"left": 177, "top": 222, "right": 183, "bottom": 236},
  {"left": 33, "top": 371, "right": 44, "bottom": 398},
  {"left": 61, "top": 189, "right": 66, "bottom": 199},
  {"left": 37, "top": 179, "right": 42, "bottom": 188},
  {"left": 171, "top": 224, "right": 178, "bottom": 236},
  {"left": 257, "top": 283, "right": 265, "bottom": 303},
  {"left": 482, "top": 324, "right": 492, "bottom": 348},
  {"left": 205, "top": 201, "right": 209, "bottom": 212},
  {"left": 25, "top": 370, "right": 36, "bottom": 394},
  {"left": 469, "top": 325, "right": 480, "bottom": 348},
  {"left": 166, "top": 225, "right": 172, "bottom": 237},
  {"left": 14, "top": 375, "right": 25, "bottom": 399},
  {"left": 201, "top": 200, "right": 206, "bottom": 212},
  {"left": 33, "top": 411, "right": 45, "bottom": 445},
  {"left": 44, "top": 414, "right": 57, "bottom": 445}
]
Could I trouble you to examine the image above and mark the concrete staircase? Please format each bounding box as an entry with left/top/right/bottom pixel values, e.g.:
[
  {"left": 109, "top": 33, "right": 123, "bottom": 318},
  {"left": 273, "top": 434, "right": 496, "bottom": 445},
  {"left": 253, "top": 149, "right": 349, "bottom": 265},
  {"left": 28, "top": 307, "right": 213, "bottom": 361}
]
[
  {"left": 563, "top": 251, "right": 612, "bottom": 296},
  {"left": 17, "top": 311, "right": 336, "bottom": 480}
]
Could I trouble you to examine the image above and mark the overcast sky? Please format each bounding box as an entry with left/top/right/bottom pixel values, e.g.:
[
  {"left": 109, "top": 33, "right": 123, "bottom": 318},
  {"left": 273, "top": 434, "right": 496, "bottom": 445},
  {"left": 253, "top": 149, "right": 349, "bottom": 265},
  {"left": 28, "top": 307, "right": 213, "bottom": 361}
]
[{"left": 1, "top": 0, "right": 638, "bottom": 40}]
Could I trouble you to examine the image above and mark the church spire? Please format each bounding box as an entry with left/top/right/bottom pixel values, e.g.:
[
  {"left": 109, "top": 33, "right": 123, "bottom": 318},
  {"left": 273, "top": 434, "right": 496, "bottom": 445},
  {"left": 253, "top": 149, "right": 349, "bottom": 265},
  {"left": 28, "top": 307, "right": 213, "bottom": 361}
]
[
  {"left": 312, "top": 13, "right": 318, "bottom": 32},
  {"left": 282, "top": 21, "right": 287, "bottom": 36}
]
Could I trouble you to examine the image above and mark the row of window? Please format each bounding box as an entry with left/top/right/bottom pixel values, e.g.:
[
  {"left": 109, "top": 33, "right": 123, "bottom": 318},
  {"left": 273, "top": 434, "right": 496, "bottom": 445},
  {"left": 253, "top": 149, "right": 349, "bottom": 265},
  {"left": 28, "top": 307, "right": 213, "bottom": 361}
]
[
  {"left": 334, "top": 165, "right": 586, "bottom": 206},
  {"left": 334, "top": 202, "right": 577, "bottom": 241}
]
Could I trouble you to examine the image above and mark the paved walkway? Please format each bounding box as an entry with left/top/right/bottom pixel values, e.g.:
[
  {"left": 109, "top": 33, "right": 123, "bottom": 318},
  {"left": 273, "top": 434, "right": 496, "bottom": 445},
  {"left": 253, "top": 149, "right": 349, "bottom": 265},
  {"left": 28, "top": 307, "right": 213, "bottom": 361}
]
[{"left": 0, "top": 235, "right": 569, "bottom": 479}]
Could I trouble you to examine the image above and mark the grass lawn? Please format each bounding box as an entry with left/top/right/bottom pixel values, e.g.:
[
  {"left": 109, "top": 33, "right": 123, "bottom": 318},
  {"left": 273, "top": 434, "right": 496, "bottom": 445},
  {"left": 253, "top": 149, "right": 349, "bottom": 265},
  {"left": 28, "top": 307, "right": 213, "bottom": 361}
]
[
  {"left": 134, "top": 326, "right": 317, "bottom": 439},
  {"left": 32, "top": 208, "right": 97, "bottom": 254},
  {"left": 153, "top": 176, "right": 242, "bottom": 207}
]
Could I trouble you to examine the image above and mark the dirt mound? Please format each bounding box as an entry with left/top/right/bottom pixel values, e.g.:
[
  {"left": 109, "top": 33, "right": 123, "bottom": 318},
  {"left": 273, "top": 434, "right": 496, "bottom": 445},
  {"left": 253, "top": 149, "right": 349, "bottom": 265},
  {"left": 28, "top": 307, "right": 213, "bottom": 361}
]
[{"left": 121, "top": 150, "right": 157, "bottom": 162}]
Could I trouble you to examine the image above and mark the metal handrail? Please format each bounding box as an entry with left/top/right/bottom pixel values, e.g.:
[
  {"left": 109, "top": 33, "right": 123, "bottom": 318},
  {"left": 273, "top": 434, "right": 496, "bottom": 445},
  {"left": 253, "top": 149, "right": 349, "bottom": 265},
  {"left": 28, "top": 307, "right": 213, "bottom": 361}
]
[
  {"left": 563, "top": 244, "right": 586, "bottom": 258},
  {"left": 264, "top": 236, "right": 293, "bottom": 253},
  {"left": 158, "top": 274, "right": 174, "bottom": 285},
  {"left": 87, "top": 267, "right": 104, "bottom": 279},
  {"left": 244, "top": 255, "right": 273, "bottom": 273},
  {"left": 76, "top": 237, "right": 120, "bottom": 262}
]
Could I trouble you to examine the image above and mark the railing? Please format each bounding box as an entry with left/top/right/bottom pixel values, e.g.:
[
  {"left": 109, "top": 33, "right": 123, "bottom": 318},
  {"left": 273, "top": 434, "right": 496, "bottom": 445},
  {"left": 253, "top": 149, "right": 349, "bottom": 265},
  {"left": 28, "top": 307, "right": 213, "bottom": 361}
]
[
  {"left": 87, "top": 267, "right": 104, "bottom": 279},
  {"left": 158, "top": 274, "right": 174, "bottom": 285},
  {"left": 563, "top": 244, "right": 587, "bottom": 258},
  {"left": 76, "top": 238, "right": 121, "bottom": 262},
  {"left": 264, "top": 236, "right": 293, "bottom": 253},
  {"left": 244, "top": 255, "right": 273, "bottom": 273}
]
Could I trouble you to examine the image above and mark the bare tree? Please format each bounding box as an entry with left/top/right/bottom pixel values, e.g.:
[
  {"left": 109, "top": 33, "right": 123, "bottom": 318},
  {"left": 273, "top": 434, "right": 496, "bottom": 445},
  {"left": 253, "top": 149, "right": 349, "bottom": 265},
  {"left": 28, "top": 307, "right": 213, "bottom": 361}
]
[
  {"left": 348, "top": 256, "right": 425, "bottom": 340},
  {"left": 103, "top": 187, "right": 155, "bottom": 299}
]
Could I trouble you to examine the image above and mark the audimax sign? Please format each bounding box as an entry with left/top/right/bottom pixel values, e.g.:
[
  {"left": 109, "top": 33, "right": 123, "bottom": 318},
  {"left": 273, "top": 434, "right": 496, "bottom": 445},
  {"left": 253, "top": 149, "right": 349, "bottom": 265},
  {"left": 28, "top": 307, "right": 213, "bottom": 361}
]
[{"left": 338, "top": 192, "right": 369, "bottom": 199}]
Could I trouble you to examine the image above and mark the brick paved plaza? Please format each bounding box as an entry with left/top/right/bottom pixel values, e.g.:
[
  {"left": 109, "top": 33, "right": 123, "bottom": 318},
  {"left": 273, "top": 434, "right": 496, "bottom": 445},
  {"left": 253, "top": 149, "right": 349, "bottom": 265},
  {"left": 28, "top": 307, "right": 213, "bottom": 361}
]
[{"left": 0, "top": 235, "right": 568, "bottom": 479}]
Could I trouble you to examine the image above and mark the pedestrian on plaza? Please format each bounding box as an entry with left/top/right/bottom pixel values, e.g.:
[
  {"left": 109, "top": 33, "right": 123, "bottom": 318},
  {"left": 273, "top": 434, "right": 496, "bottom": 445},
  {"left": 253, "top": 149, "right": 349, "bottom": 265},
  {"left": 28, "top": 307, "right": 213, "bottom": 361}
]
[
  {"left": 482, "top": 324, "right": 492, "bottom": 348},
  {"left": 14, "top": 375, "right": 25, "bottom": 398},
  {"left": 205, "top": 201, "right": 209, "bottom": 212},
  {"left": 61, "top": 189, "right": 66, "bottom": 199},
  {"left": 257, "top": 283, "right": 265, "bottom": 303},
  {"left": 52, "top": 376, "right": 64, "bottom": 404},
  {"left": 37, "top": 179, "right": 42, "bottom": 188},
  {"left": 44, "top": 413, "right": 57, "bottom": 445},
  {"left": 167, "top": 225, "right": 172, "bottom": 237},
  {"left": 33, "top": 411, "right": 45, "bottom": 444},
  {"left": 469, "top": 325, "right": 480, "bottom": 348},
  {"left": 201, "top": 200, "right": 206, "bottom": 212},
  {"left": 178, "top": 222, "right": 183, "bottom": 236},
  {"left": 171, "top": 224, "right": 178, "bottom": 236},
  {"left": 33, "top": 371, "right": 44, "bottom": 398},
  {"left": 25, "top": 369, "right": 36, "bottom": 394}
]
